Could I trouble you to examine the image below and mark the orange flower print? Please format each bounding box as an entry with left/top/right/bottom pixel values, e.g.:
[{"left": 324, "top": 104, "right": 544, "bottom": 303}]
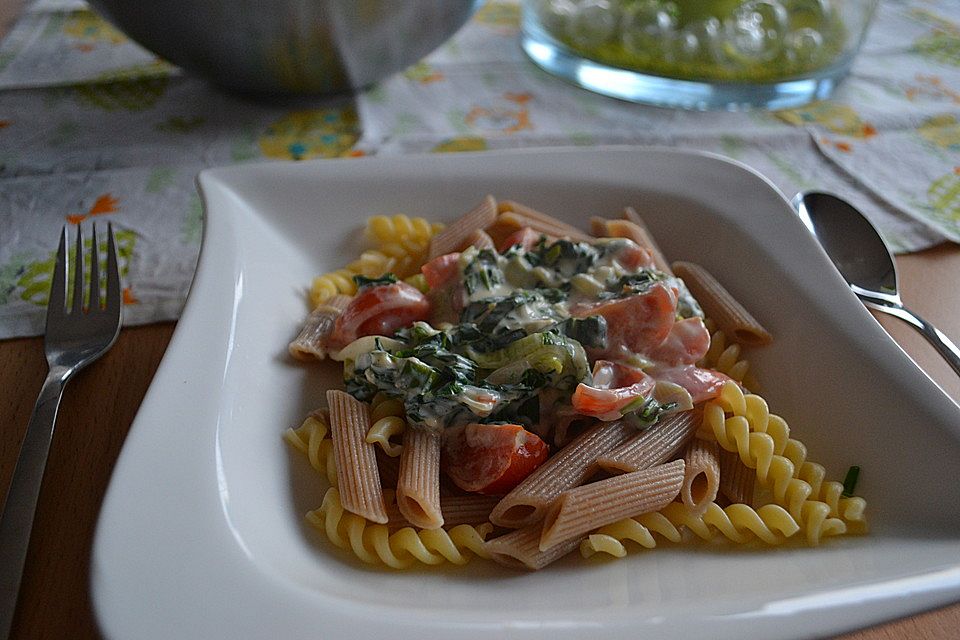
[{"left": 67, "top": 193, "right": 120, "bottom": 224}]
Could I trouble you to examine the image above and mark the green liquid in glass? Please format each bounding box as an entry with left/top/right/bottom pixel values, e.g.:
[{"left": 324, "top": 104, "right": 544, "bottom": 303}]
[{"left": 536, "top": 0, "right": 848, "bottom": 83}]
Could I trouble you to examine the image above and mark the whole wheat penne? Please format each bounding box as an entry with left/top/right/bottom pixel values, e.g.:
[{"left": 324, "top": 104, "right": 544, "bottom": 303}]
[
  {"left": 464, "top": 229, "right": 495, "bottom": 251},
  {"left": 681, "top": 438, "right": 720, "bottom": 517},
  {"left": 386, "top": 494, "right": 499, "bottom": 529},
  {"left": 490, "top": 421, "right": 635, "bottom": 529},
  {"left": 601, "top": 217, "right": 673, "bottom": 276},
  {"left": 597, "top": 409, "right": 701, "bottom": 474},
  {"left": 672, "top": 261, "right": 773, "bottom": 347},
  {"left": 326, "top": 390, "right": 388, "bottom": 523},
  {"left": 539, "top": 460, "right": 685, "bottom": 551},
  {"left": 719, "top": 447, "right": 756, "bottom": 505},
  {"left": 498, "top": 200, "right": 593, "bottom": 240},
  {"left": 620, "top": 207, "right": 673, "bottom": 275},
  {"left": 428, "top": 195, "right": 498, "bottom": 259},
  {"left": 288, "top": 294, "right": 352, "bottom": 361},
  {"left": 485, "top": 523, "right": 583, "bottom": 570},
  {"left": 396, "top": 427, "right": 444, "bottom": 529},
  {"left": 438, "top": 494, "right": 500, "bottom": 527},
  {"left": 497, "top": 210, "right": 593, "bottom": 243}
]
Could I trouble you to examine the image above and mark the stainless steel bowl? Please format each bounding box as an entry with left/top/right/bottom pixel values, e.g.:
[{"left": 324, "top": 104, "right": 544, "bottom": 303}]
[{"left": 88, "top": 0, "right": 481, "bottom": 95}]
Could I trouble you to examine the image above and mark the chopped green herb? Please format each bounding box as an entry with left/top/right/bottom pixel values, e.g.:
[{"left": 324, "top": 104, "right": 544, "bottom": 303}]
[
  {"left": 841, "top": 465, "right": 861, "bottom": 497},
  {"left": 353, "top": 273, "right": 398, "bottom": 289}
]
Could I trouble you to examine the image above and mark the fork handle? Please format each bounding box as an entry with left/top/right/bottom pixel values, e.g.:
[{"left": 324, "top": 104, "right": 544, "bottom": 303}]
[{"left": 0, "top": 366, "right": 70, "bottom": 639}]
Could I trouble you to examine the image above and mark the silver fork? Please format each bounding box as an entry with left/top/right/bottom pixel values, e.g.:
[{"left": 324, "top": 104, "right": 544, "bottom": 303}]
[{"left": 0, "top": 223, "right": 122, "bottom": 639}]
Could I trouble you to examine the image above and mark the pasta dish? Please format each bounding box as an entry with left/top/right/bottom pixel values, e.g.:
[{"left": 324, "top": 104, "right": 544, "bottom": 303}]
[{"left": 284, "top": 196, "right": 866, "bottom": 570}]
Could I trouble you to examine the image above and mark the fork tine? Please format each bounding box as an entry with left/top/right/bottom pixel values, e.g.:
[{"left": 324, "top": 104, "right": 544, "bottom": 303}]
[
  {"left": 47, "top": 226, "right": 68, "bottom": 319},
  {"left": 89, "top": 223, "right": 100, "bottom": 311},
  {"left": 105, "top": 222, "right": 121, "bottom": 316},
  {"left": 71, "top": 225, "right": 84, "bottom": 314}
]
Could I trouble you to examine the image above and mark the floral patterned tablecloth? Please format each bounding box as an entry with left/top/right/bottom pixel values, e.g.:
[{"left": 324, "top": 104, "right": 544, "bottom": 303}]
[{"left": 1, "top": 0, "right": 958, "bottom": 339}]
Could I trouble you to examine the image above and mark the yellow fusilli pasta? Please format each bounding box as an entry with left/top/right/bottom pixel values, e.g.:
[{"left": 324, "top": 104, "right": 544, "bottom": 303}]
[
  {"left": 699, "top": 319, "right": 757, "bottom": 389},
  {"left": 306, "top": 487, "right": 493, "bottom": 569},
  {"left": 703, "top": 381, "right": 862, "bottom": 544},
  {"left": 365, "top": 214, "right": 442, "bottom": 247},
  {"left": 284, "top": 412, "right": 338, "bottom": 487},
  {"left": 310, "top": 268, "right": 360, "bottom": 307},
  {"left": 580, "top": 501, "right": 801, "bottom": 558},
  {"left": 366, "top": 392, "right": 407, "bottom": 457}
]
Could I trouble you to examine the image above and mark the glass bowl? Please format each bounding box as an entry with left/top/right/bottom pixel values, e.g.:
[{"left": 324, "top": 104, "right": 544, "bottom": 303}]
[{"left": 521, "top": 0, "right": 879, "bottom": 110}]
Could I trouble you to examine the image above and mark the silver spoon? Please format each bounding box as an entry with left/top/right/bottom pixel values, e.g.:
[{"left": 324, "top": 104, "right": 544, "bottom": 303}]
[{"left": 793, "top": 191, "right": 960, "bottom": 377}]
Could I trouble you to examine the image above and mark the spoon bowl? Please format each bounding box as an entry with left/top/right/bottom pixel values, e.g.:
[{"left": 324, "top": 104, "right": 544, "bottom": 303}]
[{"left": 793, "top": 191, "right": 960, "bottom": 377}]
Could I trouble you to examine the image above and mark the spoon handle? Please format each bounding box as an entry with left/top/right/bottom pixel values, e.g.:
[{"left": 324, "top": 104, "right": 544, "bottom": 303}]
[{"left": 860, "top": 295, "right": 960, "bottom": 377}]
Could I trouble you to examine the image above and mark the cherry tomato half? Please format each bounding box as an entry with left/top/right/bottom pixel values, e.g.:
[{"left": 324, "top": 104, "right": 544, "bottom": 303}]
[{"left": 442, "top": 423, "right": 549, "bottom": 496}]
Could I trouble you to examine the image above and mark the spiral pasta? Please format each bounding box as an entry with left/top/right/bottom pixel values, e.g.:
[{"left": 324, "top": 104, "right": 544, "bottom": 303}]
[
  {"left": 306, "top": 487, "right": 493, "bottom": 568},
  {"left": 284, "top": 412, "right": 338, "bottom": 487},
  {"left": 699, "top": 319, "right": 757, "bottom": 390},
  {"left": 580, "top": 501, "right": 801, "bottom": 558},
  {"left": 310, "top": 268, "right": 360, "bottom": 307},
  {"left": 309, "top": 215, "right": 443, "bottom": 307},
  {"left": 703, "top": 381, "right": 861, "bottom": 544},
  {"left": 365, "top": 214, "right": 443, "bottom": 247},
  {"left": 366, "top": 392, "right": 407, "bottom": 457}
]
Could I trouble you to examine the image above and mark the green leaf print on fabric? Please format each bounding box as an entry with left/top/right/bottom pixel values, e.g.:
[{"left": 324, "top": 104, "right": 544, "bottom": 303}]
[
  {"left": 74, "top": 63, "right": 173, "bottom": 112},
  {"left": 0, "top": 253, "right": 31, "bottom": 305},
  {"left": 474, "top": 1, "right": 521, "bottom": 29},
  {"left": 917, "top": 115, "right": 960, "bottom": 152},
  {"left": 146, "top": 167, "right": 177, "bottom": 193},
  {"left": 927, "top": 168, "right": 960, "bottom": 228},
  {"left": 910, "top": 9, "right": 960, "bottom": 67},
  {"left": 258, "top": 107, "right": 360, "bottom": 160},
  {"left": 16, "top": 230, "right": 137, "bottom": 306},
  {"left": 62, "top": 9, "right": 128, "bottom": 45}
]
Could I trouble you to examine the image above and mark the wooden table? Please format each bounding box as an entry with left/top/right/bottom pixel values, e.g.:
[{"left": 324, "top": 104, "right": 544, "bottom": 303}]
[{"left": 0, "top": 247, "right": 957, "bottom": 638}]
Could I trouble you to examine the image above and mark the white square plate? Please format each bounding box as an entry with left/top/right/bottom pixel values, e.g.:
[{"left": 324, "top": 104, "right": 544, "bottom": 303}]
[{"left": 92, "top": 147, "right": 960, "bottom": 640}]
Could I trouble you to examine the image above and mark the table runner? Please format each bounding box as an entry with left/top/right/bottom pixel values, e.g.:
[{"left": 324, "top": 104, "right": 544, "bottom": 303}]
[{"left": 1, "top": 0, "right": 958, "bottom": 339}]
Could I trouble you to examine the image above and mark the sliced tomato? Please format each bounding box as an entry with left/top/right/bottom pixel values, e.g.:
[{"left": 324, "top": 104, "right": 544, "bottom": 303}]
[
  {"left": 613, "top": 240, "right": 656, "bottom": 271},
  {"left": 442, "top": 423, "right": 549, "bottom": 495},
  {"left": 646, "top": 364, "right": 730, "bottom": 403},
  {"left": 328, "top": 282, "right": 430, "bottom": 350},
  {"left": 571, "top": 282, "right": 677, "bottom": 358},
  {"left": 421, "top": 252, "right": 461, "bottom": 289},
  {"left": 647, "top": 317, "right": 711, "bottom": 366},
  {"left": 571, "top": 360, "right": 655, "bottom": 421},
  {"left": 497, "top": 226, "right": 544, "bottom": 253}
]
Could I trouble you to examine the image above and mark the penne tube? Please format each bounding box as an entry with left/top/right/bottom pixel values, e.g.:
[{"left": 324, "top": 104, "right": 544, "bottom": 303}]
[
  {"left": 620, "top": 207, "right": 673, "bottom": 275},
  {"left": 288, "top": 295, "right": 352, "bottom": 361},
  {"left": 597, "top": 409, "right": 701, "bottom": 474},
  {"left": 464, "top": 228, "right": 496, "bottom": 251},
  {"left": 719, "top": 447, "right": 756, "bottom": 506},
  {"left": 498, "top": 200, "right": 593, "bottom": 241},
  {"left": 539, "top": 460, "right": 685, "bottom": 551},
  {"left": 490, "top": 421, "right": 635, "bottom": 529},
  {"left": 672, "top": 261, "right": 773, "bottom": 347},
  {"left": 386, "top": 494, "right": 499, "bottom": 529},
  {"left": 326, "top": 390, "right": 388, "bottom": 523},
  {"left": 485, "top": 522, "right": 583, "bottom": 571},
  {"left": 438, "top": 494, "right": 500, "bottom": 527},
  {"left": 497, "top": 210, "right": 593, "bottom": 243},
  {"left": 681, "top": 438, "right": 720, "bottom": 517},
  {"left": 396, "top": 427, "right": 444, "bottom": 529},
  {"left": 428, "top": 195, "right": 498, "bottom": 259}
]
